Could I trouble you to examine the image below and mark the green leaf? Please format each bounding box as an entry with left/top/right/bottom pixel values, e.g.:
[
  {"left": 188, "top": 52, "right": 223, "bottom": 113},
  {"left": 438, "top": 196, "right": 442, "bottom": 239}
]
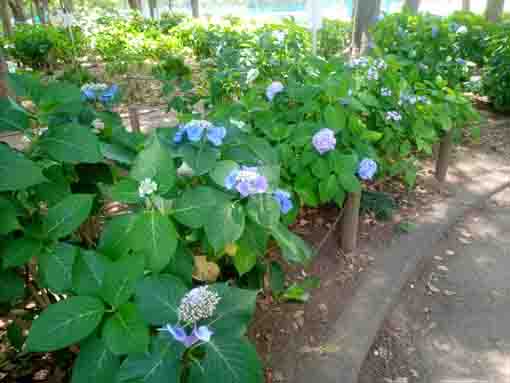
[
  {"left": 44, "top": 194, "right": 94, "bottom": 239},
  {"left": 270, "top": 262, "right": 285, "bottom": 295},
  {"left": 101, "top": 254, "right": 145, "bottom": 308},
  {"left": 330, "top": 153, "right": 359, "bottom": 175},
  {"left": 130, "top": 133, "right": 176, "bottom": 194},
  {"left": 1, "top": 237, "right": 42, "bottom": 268},
  {"left": 162, "top": 244, "right": 193, "bottom": 286},
  {"left": 181, "top": 144, "right": 220, "bottom": 176},
  {"left": 39, "top": 243, "right": 78, "bottom": 293},
  {"left": 0, "top": 270, "right": 25, "bottom": 303},
  {"left": 102, "top": 303, "right": 150, "bottom": 355},
  {"left": 0, "top": 197, "right": 20, "bottom": 235},
  {"left": 117, "top": 336, "right": 183, "bottom": 383},
  {"left": 98, "top": 214, "right": 138, "bottom": 260},
  {"left": 246, "top": 194, "right": 280, "bottom": 228},
  {"left": 0, "top": 145, "right": 46, "bottom": 191},
  {"left": 26, "top": 296, "right": 105, "bottom": 352},
  {"left": 72, "top": 250, "right": 111, "bottom": 297},
  {"left": 318, "top": 174, "right": 339, "bottom": 203},
  {"left": 338, "top": 173, "right": 361, "bottom": 193},
  {"left": 189, "top": 338, "right": 263, "bottom": 383},
  {"left": 324, "top": 104, "right": 346, "bottom": 132},
  {"left": 233, "top": 223, "right": 268, "bottom": 276},
  {"left": 208, "top": 284, "right": 257, "bottom": 337},
  {"left": 129, "top": 210, "right": 178, "bottom": 273},
  {"left": 311, "top": 157, "right": 330, "bottom": 180},
  {"left": 33, "top": 165, "right": 72, "bottom": 207},
  {"left": 38, "top": 124, "right": 103, "bottom": 164},
  {"left": 205, "top": 200, "right": 245, "bottom": 252},
  {"left": 71, "top": 337, "right": 120, "bottom": 383},
  {"left": 0, "top": 97, "right": 30, "bottom": 132},
  {"left": 210, "top": 160, "right": 240, "bottom": 188},
  {"left": 173, "top": 186, "right": 218, "bottom": 228},
  {"left": 134, "top": 274, "right": 188, "bottom": 326},
  {"left": 100, "top": 142, "right": 136, "bottom": 166},
  {"left": 271, "top": 224, "right": 315, "bottom": 264},
  {"left": 105, "top": 179, "right": 142, "bottom": 204}
]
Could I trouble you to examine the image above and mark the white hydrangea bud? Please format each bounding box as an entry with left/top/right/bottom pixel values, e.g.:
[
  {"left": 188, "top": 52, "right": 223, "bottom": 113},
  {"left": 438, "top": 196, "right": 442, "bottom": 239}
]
[{"left": 178, "top": 286, "right": 221, "bottom": 324}]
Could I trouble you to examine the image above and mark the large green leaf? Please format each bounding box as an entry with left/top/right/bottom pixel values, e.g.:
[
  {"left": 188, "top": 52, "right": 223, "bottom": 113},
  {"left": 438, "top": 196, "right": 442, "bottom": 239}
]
[
  {"left": 44, "top": 194, "right": 94, "bottom": 239},
  {"left": 0, "top": 270, "right": 25, "bottom": 303},
  {"left": 0, "top": 197, "right": 20, "bottom": 235},
  {"left": 38, "top": 124, "right": 103, "bottom": 164},
  {"left": 233, "top": 222, "right": 268, "bottom": 276},
  {"left": 39, "top": 243, "right": 78, "bottom": 293},
  {"left": 130, "top": 133, "right": 176, "bottom": 194},
  {"left": 209, "top": 160, "right": 239, "bottom": 188},
  {"left": 26, "top": 296, "right": 105, "bottom": 352},
  {"left": 162, "top": 244, "right": 193, "bottom": 286},
  {"left": 33, "top": 165, "right": 72, "bottom": 207},
  {"left": 102, "top": 303, "right": 150, "bottom": 355},
  {"left": 271, "top": 224, "right": 315, "bottom": 264},
  {"left": 181, "top": 144, "right": 220, "bottom": 176},
  {"left": 134, "top": 274, "right": 188, "bottom": 326},
  {"left": 246, "top": 194, "right": 280, "bottom": 228},
  {"left": 0, "top": 145, "right": 46, "bottom": 191},
  {"left": 189, "top": 337, "right": 263, "bottom": 383},
  {"left": 1, "top": 237, "right": 42, "bottom": 269},
  {"left": 338, "top": 172, "right": 361, "bottom": 193},
  {"left": 72, "top": 250, "right": 111, "bottom": 297},
  {"left": 117, "top": 336, "right": 183, "bottom": 383},
  {"left": 101, "top": 253, "right": 145, "bottom": 308},
  {"left": 318, "top": 174, "right": 339, "bottom": 203},
  {"left": 207, "top": 284, "right": 257, "bottom": 338},
  {"left": 205, "top": 200, "right": 245, "bottom": 252},
  {"left": 98, "top": 214, "right": 138, "bottom": 260},
  {"left": 71, "top": 337, "right": 120, "bottom": 383},
  {"left": 129, "top": 210, "right": 178, "bottom": 273},
  {"left": 0, "top": 97, "right": 30, "bottom": 132},
  {"left": 173, "top": 186, "right": 218, "bottom": 228},
  {"left": 104, "top": 179, "right": 142, "bottom": 204}
]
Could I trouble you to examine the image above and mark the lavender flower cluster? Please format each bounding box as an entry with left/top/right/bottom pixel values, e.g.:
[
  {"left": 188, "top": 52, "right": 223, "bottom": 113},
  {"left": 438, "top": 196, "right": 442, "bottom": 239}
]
[
  {"left": 357, "top": 158, "right": 378, "bottom": 181},
  {"left": 159, "top": 324, "right": 213, "bottom": 348},
  {"left": 312, "top": 128, "right": 337, "bottom": 155},
  {"left": 81, "top": 83, "right": 118, "bottom": 104},
  {"left": 385, "top": 111, "right": 402, "bottom": 122},
  {"left": 174, "top": 120, "right": 227, "bottom": 146},
  {"left": 266, "top": 81, "right": 285, "bottom": 101}
]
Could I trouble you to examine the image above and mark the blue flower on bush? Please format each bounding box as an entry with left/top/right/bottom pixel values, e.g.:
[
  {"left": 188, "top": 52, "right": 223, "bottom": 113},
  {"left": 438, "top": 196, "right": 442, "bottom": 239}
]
[
  {"left": 357, "top": 158, "right": 378, "bottom": 181},
  {"left": 158, "top": 324, "right": 214, "bottom": 348},
  {"left": 99, "top": 84, "right": 119, "bottom": 104},
  {"left": 431, "top": 26, "right": 439, "bottom": 38},
  {"left": 456, "top": 25, "right": 468, "bottom": 34},
  {"left": 81, "top": 83, "right": 118, "bottom": 105},
  {"left": 225, "top": 167, "right": 268, "bottom": 197},
  {"left": 266, "top": 81, "right": 284, "bottom": 102},
  {"left": 455, "top": 58, "right": 467, "bottom": 65},
  {"left": 273, "top": 189, "right": 293, "bottom": 214},
  {"left": 173, "top": 120, "right": 226, "bottom": 146},
  {"left": 312, "top": 128, "right": 336, "bottom": 155}
]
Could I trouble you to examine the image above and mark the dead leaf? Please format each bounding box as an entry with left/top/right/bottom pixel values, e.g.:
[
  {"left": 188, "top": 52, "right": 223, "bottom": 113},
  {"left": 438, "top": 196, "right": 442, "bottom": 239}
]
[{"left": 193, "top": 256, "right": 220, "bottom": 282}]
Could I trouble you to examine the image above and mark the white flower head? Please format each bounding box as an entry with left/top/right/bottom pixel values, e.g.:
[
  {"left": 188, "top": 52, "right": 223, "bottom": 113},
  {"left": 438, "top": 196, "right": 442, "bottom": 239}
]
[
  {"left": 6, "top": 61, "right": 17, "bottom": 73},
  {"left": 246, "top": 68, "right": 260, "bottom": 84},
  {"left": 367, "top": 67, "right": 379, "bottom": 81},
  {"left": 266, "top": 81, "right": 285, "bottom": 102},
  {"left": 456, "top": 25, "right": 468, "bottom": 34},
  {"left": 138, "top": 178, "right": 158, "bottom": 198},
  {"left": 381, "top": 87, "right": 392, "bottom": 97},
  {"left": 385, "top": 111, "right": 402, "bottom": 122},
  {"left": 178, "top": 286, "right": 221, "bottom": 324}
]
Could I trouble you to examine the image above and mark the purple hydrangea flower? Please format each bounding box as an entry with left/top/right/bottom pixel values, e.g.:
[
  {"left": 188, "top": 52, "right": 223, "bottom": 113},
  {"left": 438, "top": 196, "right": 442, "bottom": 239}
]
[
  {"left": 206, "top": 126, "right": 227, "bottom": 146},
  {"left": 266, "top": 81, "right": 284, "bottom": 102},
  {"left": 193, "top": 326, "right": 214, "bottom": 342},
  {"left": 357, "top": 158, "right": 378, "bottom": 181},
  {"left": 225, "top": 167, "right": 268, "bottom": 197},
  {"left": 185, "top": 120, "right": 212, "bottom": 142},
  {"left": 312, "top": 129, "right": 336, "bottom": 155},
  {"left": 273, "top": 189, "right": 293, "bottom": 214},
  {"left": 158, "top": 324, "right": 214, "bottom": 348}
]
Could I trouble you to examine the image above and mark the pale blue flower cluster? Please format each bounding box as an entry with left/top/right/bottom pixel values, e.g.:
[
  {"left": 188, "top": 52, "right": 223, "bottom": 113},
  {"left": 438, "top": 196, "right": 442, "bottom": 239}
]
[
  {"left": 385, "top": 111, "right": 402, "bottom": 122},
  {"left": 225, "top": 167, "right": 269, "bottom": 197},
  {"left": 158, "top": 324, "right": 213, "bottom": 348},
  {"left": 81, "top": 83, "right": 118, "bottom": 104},
  {"left": 357, "top": 158, "right": 378, "bottom": 181},
  {"left": 349, "top": 57, "right": 369, "bottom": 68},
  {"left": 367, "top": 67, "right": 379, "bottom": 81},
  {"left": 312, "top": 128, "right": 337, "bottom": 155},
  {"left": 455, "top": 58, "right": 467, "bottom": 65},
  {"left": 431, "top": 25, "right": 439, "bottom": 38},
  {"left": 266, "top": 81, "right": 285, "bottom": 101},
  {"left": 273, "top": 30, "right": 286, "bottom": 44},
  {"left": 273, "top": 189, "right": 293, "bottom": 214},
  {"left": 381, "top": 87, "right": 392, "bottom": 97},
  {"left": 174, "top": 120, "right": 227, "bottom": 146},
  {"left": 456, "top": 25, "right": 468, "bottom": 34}
]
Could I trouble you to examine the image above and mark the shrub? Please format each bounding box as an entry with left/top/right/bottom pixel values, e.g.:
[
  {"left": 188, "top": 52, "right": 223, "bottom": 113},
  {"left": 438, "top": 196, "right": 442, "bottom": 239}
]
[
  {"left": 318, "top": 18, "right": 352, "bottom": 59},
  {"left": 483, "top": 23, "right": 510, "bottom": 111}
]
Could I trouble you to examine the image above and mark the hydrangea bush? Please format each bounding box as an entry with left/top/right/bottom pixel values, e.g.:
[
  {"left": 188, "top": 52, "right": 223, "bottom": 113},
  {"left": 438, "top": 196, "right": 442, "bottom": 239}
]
[{"left": 0, "top": 74, "right": 314, "bottom": 383}]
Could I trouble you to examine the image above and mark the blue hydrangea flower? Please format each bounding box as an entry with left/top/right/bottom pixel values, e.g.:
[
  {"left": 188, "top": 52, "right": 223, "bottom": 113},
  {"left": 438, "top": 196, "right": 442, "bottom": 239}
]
[
  {"left": 273, "top": 189, "right": 293, "bottom": 214},
  {"left": 225, "top": 167, "right": 268, "bottom": 197},
  {"left": 312, "top": 129, "right": 336, "bottom": 155},
  {"left": 174, "top": 125, "right": 186, "bottom": 144},
  {"left": 431, "top": 26, "right": 439, "bottom": 38},
  {"left": 99, "top": 84, "right": 119, "bottom": 104},
  {"left": 185, "top": 120, "right": 211, "bottom": 142},
  {"left": 266, "top": 81, "right": 284, "bottom": 102},
  {"left": 158, "top": 324, "right": 214, "bottom": 348},
  {"left": 206, "top": 126, "right": 227, "bottom": 146},
  {"left": 455, "top": 58, "right": 466, "bottom": 65},
  {"left": 456, "top": 25, "right": 468, "bottom": 34},
  {"left": 358, "top": 158, "right": 378, "bottom": 181},
  {"left": 81, "top": 87, "right": 96, "bottom": 101}
]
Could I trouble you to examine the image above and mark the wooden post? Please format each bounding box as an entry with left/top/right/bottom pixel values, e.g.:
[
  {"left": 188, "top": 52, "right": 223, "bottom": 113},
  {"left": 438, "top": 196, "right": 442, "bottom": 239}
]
[
  {"left": 0, "top": 50, "right": 8, "bottom": 99},
  {"left": 128, "top": 106, "right": 141, "bottom": 133},
  {"left": 1, "top": 0, "right": 12, "bottom": 37},
  {"left": 191, "top": 0, "right": 199, "bottom": 18},
  {"left": 351, "top": 0, "right": 381, "bottom": 57},
  {"left": 462, "top": 0, "right": 470, "bottom": 11},
  {"left": 435, "top": 129, "right": 454, "bottom": 182},
  {"left": 340, "top": 192, "right": 361, "bottom": 253}
]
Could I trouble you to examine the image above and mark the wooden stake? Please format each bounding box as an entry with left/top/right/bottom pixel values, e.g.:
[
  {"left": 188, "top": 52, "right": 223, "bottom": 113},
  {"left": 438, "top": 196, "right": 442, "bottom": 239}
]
[
  {"left": 435, "top": 129, "right": 453, "bottom": 182},
  {"left": 340, "top": 191, "right": 361, "bottom": 253},
  {"left": 128, "top": 106, "right": 141, "bottom": 133}
]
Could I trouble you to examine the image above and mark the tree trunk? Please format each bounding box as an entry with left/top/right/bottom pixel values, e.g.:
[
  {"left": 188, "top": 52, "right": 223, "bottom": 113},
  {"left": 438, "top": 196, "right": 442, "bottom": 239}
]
[
  {"left": 404, "top": 0, "right": 420, "bottom": 13},
  {"left": 191, "top": 0, "right": 199, "bottom": 18},
  {"left": 340, "top": 192, "right": 361, "bottom": 253},
  {"left": 41, "top": 0, "right": 49, "bottom": 23},
  {"left": 1, "top": 0, "right": 12, "bottom": 36},
  {"left": 148, "top": 0, "right": 156, "bottom": 18},
  {"left": 462, "top": 0, "right": 470, "bottom": 11},
  {"left": 62, "top": 0, "right": 73, "bottom": 13},
  {"left": 8, "top": 0, "right": 26, "bottom": 22},
  {"left": 0, "top": 50, "right": 8, "bottom": 98},
  {"left": 435, "top": 129, "right": 454, "bottom": 182},
  {"left": 33, "top": 0, "right": 44, "bottom": 23},
  {"left": 128, "top": 0, "right": 141, "bottom": 11},
  {"left": 486, "top": 0, "right": 505, "bottom": 21},
  {"left": 351, "top": 0, "right": 380, "bottom": 57}
]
